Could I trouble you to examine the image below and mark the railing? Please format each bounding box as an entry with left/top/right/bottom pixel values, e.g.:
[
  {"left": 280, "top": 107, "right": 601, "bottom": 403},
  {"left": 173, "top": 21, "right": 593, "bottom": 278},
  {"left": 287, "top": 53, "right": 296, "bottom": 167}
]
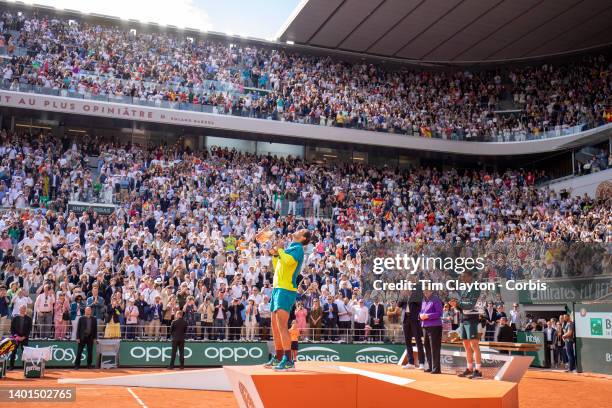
[
  {"left": 0, "top": 56, "right": 604, "bottom": 142},
  {"left": 7, "top": 321, "right": 502, "bottom": 344},
  {"left": 60, "top": 183, "right": 335, "bottom": 218}
]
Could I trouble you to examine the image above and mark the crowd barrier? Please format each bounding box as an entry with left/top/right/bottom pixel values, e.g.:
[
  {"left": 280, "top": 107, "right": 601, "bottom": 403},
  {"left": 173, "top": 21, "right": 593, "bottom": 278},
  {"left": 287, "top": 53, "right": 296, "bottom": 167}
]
[
  {"left": 5, "top": 336, "right": 546, "bottom": 369},
  {"left": 13, "top": 322, "right": 502, "bottom": 346},
  {"left": 10, "top": 323, "right": 409, "bottom": 343}
]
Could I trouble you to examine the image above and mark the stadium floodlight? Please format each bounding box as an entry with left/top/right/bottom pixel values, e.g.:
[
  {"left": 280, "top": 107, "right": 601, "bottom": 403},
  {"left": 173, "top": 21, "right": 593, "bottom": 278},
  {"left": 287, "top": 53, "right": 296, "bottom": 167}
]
[{"left": 286, "top": 40, "right": 295, "bottom": 45}]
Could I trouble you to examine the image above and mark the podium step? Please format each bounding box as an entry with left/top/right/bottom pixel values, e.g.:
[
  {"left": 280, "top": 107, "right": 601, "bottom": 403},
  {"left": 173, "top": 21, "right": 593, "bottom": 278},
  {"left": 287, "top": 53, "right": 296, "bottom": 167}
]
[{"left": 224, "top": 362, "right": 518, "bottom": 408}]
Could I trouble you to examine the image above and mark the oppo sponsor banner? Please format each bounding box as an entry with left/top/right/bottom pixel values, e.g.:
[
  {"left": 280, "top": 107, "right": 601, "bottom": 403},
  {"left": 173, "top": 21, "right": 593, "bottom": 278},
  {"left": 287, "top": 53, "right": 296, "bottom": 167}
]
[
  {"left": 118, "top": 341, "right": 268, "bottom": 366},
  {"left": 575, "top": 303, "right": 612, "bottom": 374},
  {"left": 12, "top": 341, "right": 97, "bottom": 368}
]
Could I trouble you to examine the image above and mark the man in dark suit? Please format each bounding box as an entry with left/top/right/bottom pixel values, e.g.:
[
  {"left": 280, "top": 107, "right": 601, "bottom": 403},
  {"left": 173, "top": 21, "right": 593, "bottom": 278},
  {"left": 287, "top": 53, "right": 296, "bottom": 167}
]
[
  {"left": 369, "top": 298, "right": 385, "bottom": 342},
  {"left": 74, "top": 306, "right": 97, "bottom": 369},
  {"left": 484, "top": 302, "right": 498, "bottom": 341},
  {"left": 495, "top": 317, "right": 515, "bottom": 355},
  {"left": 496, "top": 317, "right": 514, "bottom": 342},
  {"left": 227, "top": 298, "right": 245, "bottom": 341},
  {"left": 213, "top": 292, "right": 228, "bottom": 340},
  {"left": 398, "top": 286, "right": 425, "bottom": 369},
  {"left": 543, "top": 319, "right": 557, "bottom": 367},
  {"left": 169, "top": 310, "right": 188, "bottom": 370},
  {"left": 9, "top": 305, "right": 32, "bottom": 370},
  {"left": 322, "top": 295, "right": 339, "bottom": 341}
]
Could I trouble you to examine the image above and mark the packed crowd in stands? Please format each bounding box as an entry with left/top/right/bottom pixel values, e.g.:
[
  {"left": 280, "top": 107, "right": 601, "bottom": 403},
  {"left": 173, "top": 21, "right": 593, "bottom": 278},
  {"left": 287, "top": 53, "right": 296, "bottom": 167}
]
[
  {"left": 1, "top": 11, "right": 611, "bottom": 141},
  {"left": 0, "top": 126, "right": 609, "bottom": 349}
]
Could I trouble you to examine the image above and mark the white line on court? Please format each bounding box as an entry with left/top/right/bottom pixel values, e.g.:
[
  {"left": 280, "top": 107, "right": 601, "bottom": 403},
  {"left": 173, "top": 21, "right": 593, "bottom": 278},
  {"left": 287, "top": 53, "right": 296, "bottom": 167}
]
[
  {"left": 127, "top": 387, "right": 149, "bottom": 408},
  {"left": 334, "top": 365, "right": 415, "bottom": 386}
]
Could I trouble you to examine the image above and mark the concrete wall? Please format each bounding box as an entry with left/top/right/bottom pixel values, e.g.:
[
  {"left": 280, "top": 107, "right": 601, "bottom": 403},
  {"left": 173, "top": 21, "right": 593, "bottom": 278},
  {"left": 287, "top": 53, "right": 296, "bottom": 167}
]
[
  {"left": 256, "top": 141, "right": 304, "bottom": 158},
  {"left": 542, "top": 168, "right": 612, "bottom": 198},
  {"left": 1, "top": 90, "right": 611, "bottom": 156},
  {"left": 207, "top": 136, "right": 256, "bottom": 153}
]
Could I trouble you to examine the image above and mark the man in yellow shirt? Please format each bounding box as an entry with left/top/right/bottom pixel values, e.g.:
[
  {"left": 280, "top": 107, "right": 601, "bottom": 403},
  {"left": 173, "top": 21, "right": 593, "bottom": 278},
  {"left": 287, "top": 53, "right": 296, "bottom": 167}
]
[{"left": 261, "top": 229, "right": 311, "bottom": 372}]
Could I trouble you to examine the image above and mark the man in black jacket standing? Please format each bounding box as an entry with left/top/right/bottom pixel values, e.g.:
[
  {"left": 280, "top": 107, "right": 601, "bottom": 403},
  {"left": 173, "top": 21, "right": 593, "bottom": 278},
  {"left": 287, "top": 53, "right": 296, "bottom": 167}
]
[
  {"left": 496, "top": 317, "right": 514, "bottom": 343},
  {"left": 74, "top": 306, "right": 97, "bottom": 369},
  {"left": 398, "top": 286, "right": 425, "bottom": 369},
  {"left": 213, "top": 292, "right": 228, "bottom": 340},
  {"left": 169, "top": 310, "right": 188, "bottom": 369},
  {"left": 369, "top": 297, "right": 385, "bottom": 342},
  {"left": 323, "top": 295, "right": 339, "bottom": 341},
  {"left": 228, "top": 298, "right": 245, "bottom": 341},
  {"left": 9, "top": 305, "right": 32, "bottom": 370}
]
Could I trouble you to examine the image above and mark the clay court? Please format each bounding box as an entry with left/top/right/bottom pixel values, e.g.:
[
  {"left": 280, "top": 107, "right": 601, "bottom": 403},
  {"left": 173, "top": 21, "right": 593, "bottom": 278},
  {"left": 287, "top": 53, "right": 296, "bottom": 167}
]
[{"left": 1, "top": 368, "right": 610, "bottom": 408}]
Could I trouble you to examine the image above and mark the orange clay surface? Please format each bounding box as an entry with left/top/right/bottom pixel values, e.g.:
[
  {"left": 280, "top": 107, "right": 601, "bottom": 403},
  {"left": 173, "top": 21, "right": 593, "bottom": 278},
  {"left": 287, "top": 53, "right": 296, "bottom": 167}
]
[{"left": 0, "top": 367, "right": 610, "bottom": 408}]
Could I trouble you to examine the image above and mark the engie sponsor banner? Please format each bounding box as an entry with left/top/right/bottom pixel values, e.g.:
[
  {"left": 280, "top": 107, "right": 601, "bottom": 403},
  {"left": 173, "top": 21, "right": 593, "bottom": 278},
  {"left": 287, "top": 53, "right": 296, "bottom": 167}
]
[
  {"left": 296, "top": 344, "right": 405, "bottom": 364},
  {"left": 575, "top": 303, "right": 612, "bottom": 375},
  {"left": 12, "top": 341, "right": 97, "bottom": 367},
  {"left": 118, "top": 341, "right": 268, "bottom": 366}
]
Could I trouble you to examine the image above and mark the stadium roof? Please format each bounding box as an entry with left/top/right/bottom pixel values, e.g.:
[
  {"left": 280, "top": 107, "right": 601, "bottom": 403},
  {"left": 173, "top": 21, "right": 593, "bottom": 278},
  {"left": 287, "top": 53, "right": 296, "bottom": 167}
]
[{"left": 277, "top": 0, "right": 612, "bottom": 64}]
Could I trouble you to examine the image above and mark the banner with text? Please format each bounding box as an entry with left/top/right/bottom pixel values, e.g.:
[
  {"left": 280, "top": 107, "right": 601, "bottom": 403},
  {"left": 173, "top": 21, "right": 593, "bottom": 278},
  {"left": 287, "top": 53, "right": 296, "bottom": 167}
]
[
  {"left": 118, "top": 341, "right": 268, "bottom": 366},
  {"left": 575, "top": 302, "right": 612, "bottom": 374},
  {"left": 515, "top": 331, "right": 546, "bottom": 367},
  {"left": 6, "top": 340, "right": 552, "bottom": 369},
  {"left": 12, "top": 341, "right": 97, "bottom": 368}
]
